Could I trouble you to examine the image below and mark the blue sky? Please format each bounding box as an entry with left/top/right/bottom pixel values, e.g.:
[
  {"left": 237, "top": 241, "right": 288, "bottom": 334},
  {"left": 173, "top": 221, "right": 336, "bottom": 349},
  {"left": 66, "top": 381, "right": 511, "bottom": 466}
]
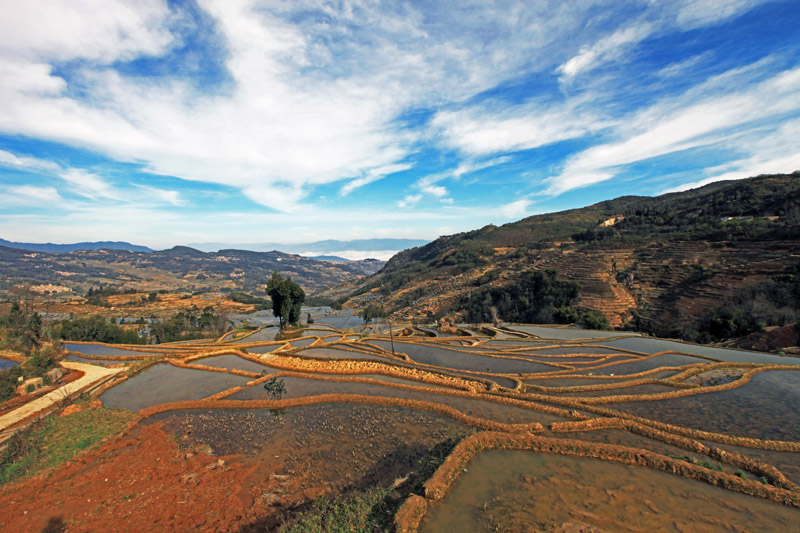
[{"left": 0, "top": 0, "right": 798, "bottom": 255}]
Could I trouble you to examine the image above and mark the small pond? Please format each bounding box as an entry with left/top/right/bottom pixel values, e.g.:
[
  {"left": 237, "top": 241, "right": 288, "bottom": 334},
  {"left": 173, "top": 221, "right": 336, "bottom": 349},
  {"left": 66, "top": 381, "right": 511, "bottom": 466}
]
[
  {"left": 190, "top": 354, "right": 271, "bottom": 374},
  {"left": 63, "top": 343, "right": 155, "bottom": 357},
  {"left": 100, "top": 363, "right": 251, "bottom": 411}
]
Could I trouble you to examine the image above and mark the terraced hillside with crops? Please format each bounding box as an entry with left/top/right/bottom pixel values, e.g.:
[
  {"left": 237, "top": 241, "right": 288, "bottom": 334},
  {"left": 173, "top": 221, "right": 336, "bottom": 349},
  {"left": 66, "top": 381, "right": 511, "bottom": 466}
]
[
  {"left": 3, "top": 312, "right": 800, "bottom": 531},
  {"left": 333, "top": 173, "right": 800, "bottom": 349}
]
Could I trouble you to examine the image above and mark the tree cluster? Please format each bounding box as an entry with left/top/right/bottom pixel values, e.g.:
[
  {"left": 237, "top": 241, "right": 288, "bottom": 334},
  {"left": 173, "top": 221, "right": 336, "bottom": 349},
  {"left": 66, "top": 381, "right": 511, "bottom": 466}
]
[
  {"left": 459, "top": 269, "right": 608, "bottom": 328},
  {"left": 359, "top": 304, "right": 387, "bottom": 323},
  {"left": 54, "top": 315, "right": 143, "bottom": 345},
  {"left": 149, "top": 307, "right": 226, "bottom": 343},
  {"left": 0, "top": 303, "right": 42, "bottom": 351},
  {"left": 266, "top": 271, "right": 305, "bottom": 328}
]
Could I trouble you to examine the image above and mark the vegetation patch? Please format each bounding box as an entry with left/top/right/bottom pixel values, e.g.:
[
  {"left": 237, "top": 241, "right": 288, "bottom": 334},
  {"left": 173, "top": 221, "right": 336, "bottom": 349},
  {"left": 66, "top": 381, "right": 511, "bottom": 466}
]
[{"left": 0, "top": 403, "right": 136, "bottom": 485}]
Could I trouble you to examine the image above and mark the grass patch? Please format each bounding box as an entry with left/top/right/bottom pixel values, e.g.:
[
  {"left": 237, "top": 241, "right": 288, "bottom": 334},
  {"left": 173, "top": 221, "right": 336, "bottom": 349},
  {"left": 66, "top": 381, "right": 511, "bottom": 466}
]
[
  {"left": 0, "top": 403, "right": 136, "bottom": 485},
  {"left": 278, "top": 433, "right": 467, "bottom": 532},
  {"left": 280, "top": 487, "right": 393, "bottom": 533}
]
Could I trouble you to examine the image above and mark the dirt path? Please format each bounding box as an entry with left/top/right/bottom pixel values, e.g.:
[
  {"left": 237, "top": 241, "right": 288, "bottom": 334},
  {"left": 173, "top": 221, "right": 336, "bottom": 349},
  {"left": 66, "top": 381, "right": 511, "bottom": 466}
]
[{"left": 0, "top": 362, "right": 125, "bottom": 438}]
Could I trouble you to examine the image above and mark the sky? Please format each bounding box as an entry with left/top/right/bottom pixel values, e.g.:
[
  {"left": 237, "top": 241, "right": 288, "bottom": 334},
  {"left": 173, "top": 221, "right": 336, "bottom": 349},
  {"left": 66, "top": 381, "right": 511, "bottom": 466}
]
[{"left": 0, "top": 0, "right": 799, "bottom": 253}]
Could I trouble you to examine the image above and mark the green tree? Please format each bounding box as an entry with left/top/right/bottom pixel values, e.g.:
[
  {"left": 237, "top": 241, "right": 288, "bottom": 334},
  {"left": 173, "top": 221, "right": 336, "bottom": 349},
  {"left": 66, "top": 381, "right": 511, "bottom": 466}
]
[{"left": 266, "top": 271, "right": 306, "bottom": 328}]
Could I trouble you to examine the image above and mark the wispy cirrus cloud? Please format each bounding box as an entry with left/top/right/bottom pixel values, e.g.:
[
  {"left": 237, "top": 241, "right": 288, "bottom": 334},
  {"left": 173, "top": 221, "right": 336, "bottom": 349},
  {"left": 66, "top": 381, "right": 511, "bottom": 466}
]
[
  {"left": 1, "top": 185, "right": 63, "bottom": 205},
  {"left": 556, "top": 23, "right": 653, "bottom": 81},
  {"left": 59, "top": 168, "right": 121, "bottom": 200},
  {"left": 662, "top": 116, "right": 800, "bottom": 193},
  {"left": 432, "top": 101, "right": 605, "bottom": 157},
  {"left": 340, "top": 163, "right": 412, "bottom": 196},
  {"left": 134, "top": 184, "right": 186, "bottom": 206},
  {"left": 0, "top": 149, "right": 60, "bottom": 171},
  {"left": 546, "top": 64, "right": 800, "bottom": 195}
]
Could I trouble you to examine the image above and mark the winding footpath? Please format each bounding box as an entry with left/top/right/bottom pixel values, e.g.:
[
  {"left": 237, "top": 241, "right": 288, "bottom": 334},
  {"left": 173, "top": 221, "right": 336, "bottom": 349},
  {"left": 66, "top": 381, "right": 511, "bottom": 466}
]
[{"left": 0, "top": 361, "right": 125, "bottom": 442}]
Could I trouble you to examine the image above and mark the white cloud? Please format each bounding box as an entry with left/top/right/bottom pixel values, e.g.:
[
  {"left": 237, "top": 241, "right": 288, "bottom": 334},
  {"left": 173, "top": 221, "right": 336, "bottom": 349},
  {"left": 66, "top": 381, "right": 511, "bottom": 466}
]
[
  {"left": 421, "top": 184, "right": 447, "bottom": 198},
  {"left": 0, "top": 1, "right": 610, "bottom": 212},
  {"left": 674, "top": 0, "right": 765, "bottom": 29},
  {"left": 1, "top": 185, "right": 63, "bottom": 205},
  {"left": 0, "top": 0, "right": 787, "bottom": 217},
  {"left": 0, "top": 59, "right": 66, "bottom": 96},
  {"left": 134, "top": 185, "right": 186, "bottom": 206},
  {"left": 557, "top": 23, "right": 652, "bottom": 81},
  {"left": 0, "top": 201, "right": 469, "bottom": 249},
  {"left": 657, "top": 51, "right": 712, "bottom": 78},
  {"left": 432, "top": 93, "right": 607, "bottom": 157},
  {"left": 340, "top": 163, "right": 412, "bottom": 196},
  {"left": 300, "top": 249, "right": 401, "bottom": 261},
  {"left": 59, "top": 169, "right": 121, "bottom": 200},
  {"left": 453, "top": 156, "right": 512, "bottom": 178},
  {"left": 397, "top": 194, "right": 422, "bottom": 208},
  {"left": 663, "top": 117, "right": 800, "bottom": 193},
  {"left": 0, "top": 0, "right": 172, "bottom": 62},
  {"left": 546, "top": 64, "right": 800, "bottom": 195},
  {"left": 0, "top": 149, "right": 60, "bottom": 171},
  {"left": 501, "top": 199, "right": 532, "bottom": 219}
]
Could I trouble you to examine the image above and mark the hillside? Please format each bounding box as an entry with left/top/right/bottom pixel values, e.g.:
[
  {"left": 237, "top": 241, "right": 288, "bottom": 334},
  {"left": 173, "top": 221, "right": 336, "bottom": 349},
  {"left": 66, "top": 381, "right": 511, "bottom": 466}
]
[
  {"left": 332, "top": 173, "right": 800, "bottom": 346},
  {"left": 0, "top": 246, "right": 384, "bottom": 297}
]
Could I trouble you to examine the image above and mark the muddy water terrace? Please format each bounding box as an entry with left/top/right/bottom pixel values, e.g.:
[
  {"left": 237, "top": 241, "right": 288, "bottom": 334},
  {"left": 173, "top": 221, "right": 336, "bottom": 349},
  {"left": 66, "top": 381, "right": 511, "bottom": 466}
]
[{"left": 6, "top": 316, "right": 800, "bottom": 532}]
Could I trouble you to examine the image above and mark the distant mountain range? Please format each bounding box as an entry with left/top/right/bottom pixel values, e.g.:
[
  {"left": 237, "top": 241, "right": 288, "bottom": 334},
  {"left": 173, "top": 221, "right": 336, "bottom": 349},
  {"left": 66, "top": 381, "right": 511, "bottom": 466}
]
[
  {"left": 0, "top": 237, "right": 429, "bottom": 262},
  {"left": 189, "top": 238, "right": 430, "bottom": 259},
  {"left": 0, "top": 245, "right": 385, "bottom": 296},
  {"left": 0, "top": 238, "right": 153, "bottom": 254}
]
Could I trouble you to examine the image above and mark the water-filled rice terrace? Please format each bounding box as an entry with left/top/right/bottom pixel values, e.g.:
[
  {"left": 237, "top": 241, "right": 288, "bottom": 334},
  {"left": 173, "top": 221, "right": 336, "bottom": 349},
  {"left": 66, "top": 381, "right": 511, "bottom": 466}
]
[{"left": 67, "top": 320, "right": 800, "bottom": 531}]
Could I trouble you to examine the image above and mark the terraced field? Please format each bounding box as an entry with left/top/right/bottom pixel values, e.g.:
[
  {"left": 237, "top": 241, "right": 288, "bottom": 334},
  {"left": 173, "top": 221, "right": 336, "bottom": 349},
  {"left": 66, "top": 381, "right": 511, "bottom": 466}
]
[{"left": 3, "top": 321, "right": 800, "bottom": 531}]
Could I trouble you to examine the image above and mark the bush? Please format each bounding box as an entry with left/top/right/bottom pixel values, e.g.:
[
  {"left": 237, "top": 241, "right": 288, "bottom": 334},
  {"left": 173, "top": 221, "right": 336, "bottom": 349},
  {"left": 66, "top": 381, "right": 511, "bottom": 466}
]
[
  {"left": 706, "top": 307, "right": 762, "bottom": 341},
  {"left": 580, "top": 310, "right": 611, "bottom": 330}
]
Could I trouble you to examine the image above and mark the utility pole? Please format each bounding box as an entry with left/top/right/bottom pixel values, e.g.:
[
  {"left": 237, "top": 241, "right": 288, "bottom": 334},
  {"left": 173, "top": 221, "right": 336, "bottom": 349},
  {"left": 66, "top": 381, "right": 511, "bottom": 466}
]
[{"left": 382, "top": 292, "right": 395, "bottom": 357}]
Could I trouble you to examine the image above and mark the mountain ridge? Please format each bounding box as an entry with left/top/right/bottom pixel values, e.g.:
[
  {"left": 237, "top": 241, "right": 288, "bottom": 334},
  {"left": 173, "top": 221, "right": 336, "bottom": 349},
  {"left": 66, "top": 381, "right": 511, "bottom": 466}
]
[{"left": 0, "top": 238, "right": 153, "bottom": 254}]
